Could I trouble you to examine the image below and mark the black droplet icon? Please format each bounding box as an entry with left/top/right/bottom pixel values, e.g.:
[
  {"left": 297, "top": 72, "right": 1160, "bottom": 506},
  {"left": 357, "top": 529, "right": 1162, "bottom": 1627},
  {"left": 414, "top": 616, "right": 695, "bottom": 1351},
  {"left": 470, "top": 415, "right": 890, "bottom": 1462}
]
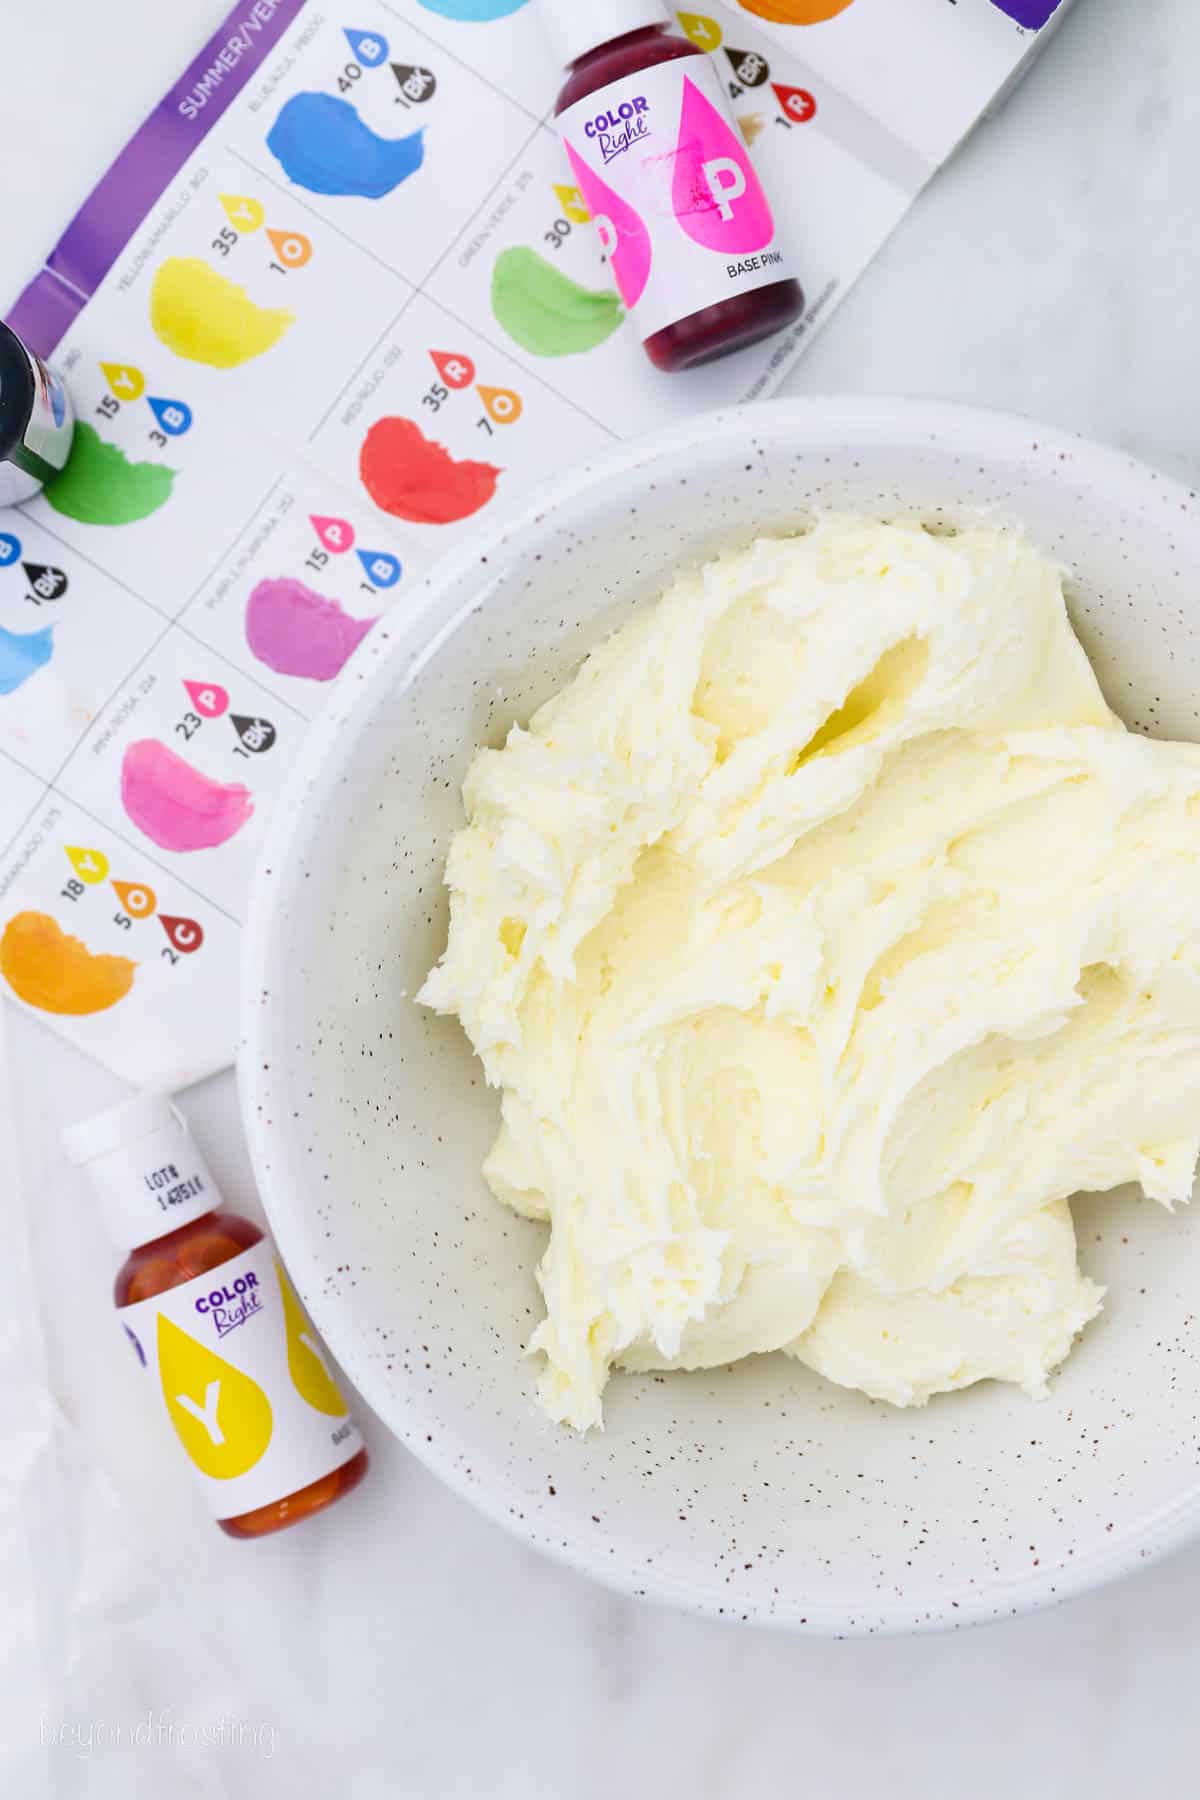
[
  {"left": 230, "top": 713, "right": 276, "bottom": 754},
  {"left": 391, "top": 62, "right": 437, "bottom": 104},
  {"left": 724, "top": 46, "right": 770, "bottom": 87},
  {"left": 22, "top": 561, "right": 68, "bottom": 601}
]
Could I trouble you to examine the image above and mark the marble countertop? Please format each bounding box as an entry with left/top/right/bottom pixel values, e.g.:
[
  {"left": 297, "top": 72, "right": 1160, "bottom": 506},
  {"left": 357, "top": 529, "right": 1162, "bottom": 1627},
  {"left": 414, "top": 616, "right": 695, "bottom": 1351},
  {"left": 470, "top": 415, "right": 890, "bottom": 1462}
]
[{"left": 6, "top": 1, "right": 1200, "bottom": 1794}]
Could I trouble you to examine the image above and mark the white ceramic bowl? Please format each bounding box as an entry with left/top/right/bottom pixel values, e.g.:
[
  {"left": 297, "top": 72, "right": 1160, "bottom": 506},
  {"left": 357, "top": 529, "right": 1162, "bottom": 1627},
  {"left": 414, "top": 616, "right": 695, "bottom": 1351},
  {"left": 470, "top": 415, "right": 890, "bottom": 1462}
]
[{"left": 242, "top": 398, "right": 1200, "bottom": 1635}]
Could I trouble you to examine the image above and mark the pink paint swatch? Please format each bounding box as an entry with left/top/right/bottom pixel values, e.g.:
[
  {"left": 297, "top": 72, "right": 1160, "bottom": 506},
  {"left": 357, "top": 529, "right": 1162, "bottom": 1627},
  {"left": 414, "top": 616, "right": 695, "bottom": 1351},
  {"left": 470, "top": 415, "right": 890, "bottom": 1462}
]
[
  {"left": 246, "top": 576, "right": 377, "bottom": 682},
  {"left": 121, "top": 739, "right": 253, "bottom": 852}
]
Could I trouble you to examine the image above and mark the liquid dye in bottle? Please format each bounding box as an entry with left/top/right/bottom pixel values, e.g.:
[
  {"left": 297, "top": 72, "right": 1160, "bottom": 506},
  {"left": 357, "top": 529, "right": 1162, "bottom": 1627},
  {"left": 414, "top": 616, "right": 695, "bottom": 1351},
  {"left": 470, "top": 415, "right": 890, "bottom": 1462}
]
[
  {"left": 0, "top": 319, "right": 75, "bottom": 505},
  {"left": 64, "top": 1094, "right": 368, "bottom": 1539},
  {"left": 541, "top": 0, "right": 804, "bottom": 371}
]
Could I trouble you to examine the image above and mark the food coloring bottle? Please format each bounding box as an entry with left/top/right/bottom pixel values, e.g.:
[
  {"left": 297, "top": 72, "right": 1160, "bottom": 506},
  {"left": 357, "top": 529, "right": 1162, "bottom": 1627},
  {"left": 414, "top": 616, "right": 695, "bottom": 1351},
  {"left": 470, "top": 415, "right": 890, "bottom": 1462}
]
[
  {"left": 64, "top": 1094, "right": 368, "bottom": 1539},
  {"left": 0, "top": 319, "right": 75, "bottom": 505},
  {"left": 541, "top": 0, "right": 804, "bottom": 371}
]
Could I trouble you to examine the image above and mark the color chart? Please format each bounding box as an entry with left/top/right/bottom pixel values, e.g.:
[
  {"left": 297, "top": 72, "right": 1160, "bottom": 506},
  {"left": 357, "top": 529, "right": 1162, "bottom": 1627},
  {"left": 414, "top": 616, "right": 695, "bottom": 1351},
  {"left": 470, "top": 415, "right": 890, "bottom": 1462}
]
[{"left": 2, "top": 0, "right": 1069, "bottom": 1083}]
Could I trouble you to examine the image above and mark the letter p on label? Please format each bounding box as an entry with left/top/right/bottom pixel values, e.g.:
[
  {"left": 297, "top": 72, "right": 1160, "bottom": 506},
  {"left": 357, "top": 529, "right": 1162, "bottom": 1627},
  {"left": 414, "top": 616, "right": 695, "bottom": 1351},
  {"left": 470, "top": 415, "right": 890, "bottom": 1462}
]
[{"left": 703, "top": 157, "right": 747, "bottom": 223}]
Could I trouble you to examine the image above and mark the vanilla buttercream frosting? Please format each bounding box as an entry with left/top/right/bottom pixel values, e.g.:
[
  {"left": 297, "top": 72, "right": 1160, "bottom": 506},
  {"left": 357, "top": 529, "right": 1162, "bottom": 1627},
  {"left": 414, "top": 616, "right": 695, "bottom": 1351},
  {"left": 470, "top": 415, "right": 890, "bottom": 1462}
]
[{"left": 419, "top": 518, "right": 1200, "bottom": 1429}]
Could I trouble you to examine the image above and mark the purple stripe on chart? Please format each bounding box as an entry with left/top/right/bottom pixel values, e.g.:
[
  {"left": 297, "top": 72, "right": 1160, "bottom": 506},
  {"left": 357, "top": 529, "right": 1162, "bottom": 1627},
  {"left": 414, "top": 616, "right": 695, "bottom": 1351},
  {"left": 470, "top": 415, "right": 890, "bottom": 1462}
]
[
  {"left": 989, "top": 0, "right": 1064, "bottom": 26},
  {"left": 6, "top": 271, "right": 87, "bottom": 361},
  {"left": 5, "top": 0, "right": 306, "bottom": 354}
]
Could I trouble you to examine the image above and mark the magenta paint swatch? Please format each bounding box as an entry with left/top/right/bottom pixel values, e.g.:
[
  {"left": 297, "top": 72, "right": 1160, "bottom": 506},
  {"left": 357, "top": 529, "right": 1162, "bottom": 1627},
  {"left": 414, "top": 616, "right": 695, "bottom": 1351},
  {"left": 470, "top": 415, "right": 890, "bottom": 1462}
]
[
  {"left": 245, "top": 577, "right": 377, "bottom": 682},
  {"left": 121, "top": 739, "right": 253, "bottom": 851}
]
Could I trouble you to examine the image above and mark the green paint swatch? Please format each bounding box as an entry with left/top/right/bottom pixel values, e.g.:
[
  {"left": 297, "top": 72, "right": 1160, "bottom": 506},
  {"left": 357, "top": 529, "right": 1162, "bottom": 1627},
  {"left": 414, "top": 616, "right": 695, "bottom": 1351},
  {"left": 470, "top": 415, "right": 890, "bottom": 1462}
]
[
  {"left": 44, "top": 423, "right": 176, "bottom": 526},
  {"left": 491, "top": 247, "right": 622, "bottom": 358}
]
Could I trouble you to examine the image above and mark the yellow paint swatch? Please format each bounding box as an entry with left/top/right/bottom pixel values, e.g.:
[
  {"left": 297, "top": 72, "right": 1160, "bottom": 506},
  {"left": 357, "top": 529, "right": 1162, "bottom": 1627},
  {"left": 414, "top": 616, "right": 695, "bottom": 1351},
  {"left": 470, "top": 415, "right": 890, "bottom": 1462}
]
[
  {"left": 150, "top": 257, "right": 294, "bottom": 369},
  {"left": 0, "top": 911, "right": 134, "bottom": 1015},
  {"left": 158, "top": 1314, "right": 273, "bottom": 1478}
]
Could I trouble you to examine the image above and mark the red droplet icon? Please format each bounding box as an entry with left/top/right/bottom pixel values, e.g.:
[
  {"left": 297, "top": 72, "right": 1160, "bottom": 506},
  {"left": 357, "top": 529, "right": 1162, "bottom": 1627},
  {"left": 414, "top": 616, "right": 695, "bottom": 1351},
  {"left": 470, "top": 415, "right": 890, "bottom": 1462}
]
[
  {"left": 310, "top": 514, "right": 355, "bottom": 553},
  {"left": 773, "top": 83, "right": 816, "bottom": 123},
  {"left": 430, "top": 350, "right": 475, "bottom": 390},
  {"left": 183, "top": 679, "right": 229, "bottom": 718},
  {"left": 672, "top": 75, "right": 775, "bottom": 253},
  {"left": 160, "top": 914, "right": 204, "bottom": 954},
  {"left": 564, "top": 142, "right": 652, "bottom": 308},
  {"left": 112, "top": 879, "right": 157, "bottom": 919}
]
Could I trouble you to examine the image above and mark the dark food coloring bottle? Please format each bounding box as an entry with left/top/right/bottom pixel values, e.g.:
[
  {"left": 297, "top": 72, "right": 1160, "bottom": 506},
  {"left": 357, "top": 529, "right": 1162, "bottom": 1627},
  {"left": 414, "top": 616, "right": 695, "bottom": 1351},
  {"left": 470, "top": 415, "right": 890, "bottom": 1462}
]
[
  {"left": 542, "top": 0, "right": 804, "bottom": 371},
  {"left": 64, "top": 1094, "right": 368, "bottom": 1539},
  {"left": 0, "top": 320, "right": 75, "bottom": 505}
]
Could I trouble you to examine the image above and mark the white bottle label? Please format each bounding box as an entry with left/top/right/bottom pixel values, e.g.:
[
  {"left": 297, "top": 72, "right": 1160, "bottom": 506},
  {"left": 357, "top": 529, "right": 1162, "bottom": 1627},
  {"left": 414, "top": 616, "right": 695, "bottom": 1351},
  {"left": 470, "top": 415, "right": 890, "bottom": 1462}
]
[
  {"left": 557, "top": 55, "right": 795, "bottom": 344},
  {"left": 119, "top": 1240, "right": 363, "bottom": 1519}
]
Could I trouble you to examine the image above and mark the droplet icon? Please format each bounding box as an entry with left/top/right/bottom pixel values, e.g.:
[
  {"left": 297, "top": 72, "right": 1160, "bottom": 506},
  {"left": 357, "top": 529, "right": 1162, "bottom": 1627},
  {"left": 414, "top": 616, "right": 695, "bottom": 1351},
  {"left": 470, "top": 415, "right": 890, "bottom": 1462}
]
[
  {"left": 230, "top": 713, "right": 277, "bottom": 754},
  {"left": 147, "top": 396, "right": 193, "bottom": 436},
  {"left": 430, "top": 349, "right": 475, "bottom": 389},
  {"left": 183, "top": 679, "right": 229, "bottom": 718},
  {"left": 157, "top": 1314, "right": 273, "bottom": 1478},
  {"left": 100, "top": 361, "right": 145, "bottom": 401},
  {"left": 22, "top": 562, "right": 68, "bottom": 601},
  {"left": 345, "top": 27, "right": 389, "bottom": 65},
  {"left": 773, "top": 82, "right": 816, "bottom": 123},
  {"left": 553, "top": 183, "right": 590, "bottom": 223},
  {"left": 160, "top": 913, "right": 204, "bottom": 954},
  {"left": 390, "top": 62, "right": 437, "bottom": 104},
  {"left": 477, "top": 384, "right": 524, "bottom": 426},
  {"left": 276, "top": 1261, "right": 349, "bottom": 1417},
  {"left": 356, "top": 548, "right": 402, "bottom": 588},
  {"left": 65, "top": 845, "right": 108, "bottom": 884},
  {"left": 218, "top": 193, "right": 265, "bottom": 232},
  {"left": 677, "top": 11, "right": 723, "bottom": 48},
  {"left": 672, "top": 76, "right": 775, "bottom": 254},
  {"left": 112, "top": 878, "right": 157, "bottom": 919},
  {"left": 267, "top": 228, "right": 313, "bottom": 268},
  {"left": 310, "top": 513, "right": 354, "bottom": 553},
  {"left": 564, "top": 143, "right": 652, "bottom": 308}
]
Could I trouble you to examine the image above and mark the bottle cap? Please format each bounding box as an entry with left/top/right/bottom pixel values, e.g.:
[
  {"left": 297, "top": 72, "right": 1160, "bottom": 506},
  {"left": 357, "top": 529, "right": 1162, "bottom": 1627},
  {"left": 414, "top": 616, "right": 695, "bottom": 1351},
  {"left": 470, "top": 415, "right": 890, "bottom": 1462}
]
[
  {"left": 537, "top": 0, "right": 670, "bottom": 71},
  {"left": 64, "top": 1092, "right": 222, "bottom": 1249}
]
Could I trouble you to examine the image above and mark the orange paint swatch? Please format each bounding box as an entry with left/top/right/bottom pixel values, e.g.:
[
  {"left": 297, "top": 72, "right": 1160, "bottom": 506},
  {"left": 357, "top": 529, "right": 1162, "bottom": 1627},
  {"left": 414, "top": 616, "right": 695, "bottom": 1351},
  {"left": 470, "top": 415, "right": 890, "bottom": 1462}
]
[
  {"left": 737, "top": 0, "right": 854, "bottom": 21},
  {"left": 0, "top": 911, "right": 135, "bottom": 1014}
]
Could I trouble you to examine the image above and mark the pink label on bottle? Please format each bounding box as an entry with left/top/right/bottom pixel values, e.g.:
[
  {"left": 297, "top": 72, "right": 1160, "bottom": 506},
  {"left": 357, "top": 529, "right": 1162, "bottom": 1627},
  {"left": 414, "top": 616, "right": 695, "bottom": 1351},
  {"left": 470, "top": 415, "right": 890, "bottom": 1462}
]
[
  {"left": 558, "top": 56, "right": 796, "bottom": 345},
  {"left": 671, "top": 76, "right": 775, "bottom": 255},
  {"left": 565, "top": 141, "right": 653, "bottom": 309}
]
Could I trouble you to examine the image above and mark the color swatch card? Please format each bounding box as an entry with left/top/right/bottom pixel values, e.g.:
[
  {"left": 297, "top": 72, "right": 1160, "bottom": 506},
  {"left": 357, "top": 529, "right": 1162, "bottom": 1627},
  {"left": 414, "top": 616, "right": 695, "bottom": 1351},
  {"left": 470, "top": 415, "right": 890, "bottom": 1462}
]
[{"left": 1, "top": 0, "right": 1072, "bottom": 1084}]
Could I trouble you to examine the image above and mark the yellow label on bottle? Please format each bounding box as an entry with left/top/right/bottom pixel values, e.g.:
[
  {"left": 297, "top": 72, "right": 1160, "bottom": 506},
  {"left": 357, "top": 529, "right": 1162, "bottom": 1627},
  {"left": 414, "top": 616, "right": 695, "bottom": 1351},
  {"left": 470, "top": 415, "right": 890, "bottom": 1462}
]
[
  {"left": 157, "top": 1314, "right": 274, "bottom": 1478},
  {"left": 276, "top": 1261, "right": 348, "bottom": 1417},
  {"left": 120, "top": 1240, "right": 363, "bottom": 1518}
]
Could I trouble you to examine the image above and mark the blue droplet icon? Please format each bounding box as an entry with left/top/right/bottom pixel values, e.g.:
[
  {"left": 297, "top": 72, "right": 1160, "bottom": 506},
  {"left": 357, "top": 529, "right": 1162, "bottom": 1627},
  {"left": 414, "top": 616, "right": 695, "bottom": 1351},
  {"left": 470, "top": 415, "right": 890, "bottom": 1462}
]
[
  {"left": 344, "top": 27, "right": 389, "bottom": 65},
  {"left": 0, "top": 532, "right": 21, "bottom": 567},
  {"left": 356, "top": 548, "right": 401, "bottom": 589},
  {"left": 147, "top": 396, "right": 193, "bottom": 436}
]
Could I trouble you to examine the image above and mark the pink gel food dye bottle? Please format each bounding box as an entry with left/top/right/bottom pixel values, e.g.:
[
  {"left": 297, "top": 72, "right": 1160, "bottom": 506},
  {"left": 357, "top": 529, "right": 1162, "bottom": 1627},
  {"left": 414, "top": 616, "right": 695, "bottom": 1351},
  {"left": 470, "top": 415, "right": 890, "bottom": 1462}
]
[{"left": 541, "top": 0, "right": 804, "bottom": 372}]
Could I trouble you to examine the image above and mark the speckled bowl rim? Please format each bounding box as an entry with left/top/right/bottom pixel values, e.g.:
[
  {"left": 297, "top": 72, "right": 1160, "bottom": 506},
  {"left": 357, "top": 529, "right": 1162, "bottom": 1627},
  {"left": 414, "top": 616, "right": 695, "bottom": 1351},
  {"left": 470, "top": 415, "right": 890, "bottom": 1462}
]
[{"left": 242, "top": 396, "right": 1200, "bottom": 1635}]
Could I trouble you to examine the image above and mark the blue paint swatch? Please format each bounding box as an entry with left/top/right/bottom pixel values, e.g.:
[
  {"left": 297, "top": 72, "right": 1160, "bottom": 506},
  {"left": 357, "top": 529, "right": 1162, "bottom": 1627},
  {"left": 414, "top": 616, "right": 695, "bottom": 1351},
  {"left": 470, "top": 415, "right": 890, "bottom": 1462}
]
[
  {"left": 0, "top": 623, "right": 53, "bottom": 696},
  {"left": 267, "top": 93, "right": 424, "bottom": 199},
  {"left": 419, "top": 0, "right": 528, "bottom": 15}
]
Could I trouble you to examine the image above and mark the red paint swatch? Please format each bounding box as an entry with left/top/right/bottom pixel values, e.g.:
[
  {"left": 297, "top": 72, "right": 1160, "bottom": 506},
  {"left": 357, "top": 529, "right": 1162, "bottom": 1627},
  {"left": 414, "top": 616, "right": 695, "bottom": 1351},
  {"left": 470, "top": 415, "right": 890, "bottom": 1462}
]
[{"left": 359, "top": 417, "right": 499, "bottom": 525}]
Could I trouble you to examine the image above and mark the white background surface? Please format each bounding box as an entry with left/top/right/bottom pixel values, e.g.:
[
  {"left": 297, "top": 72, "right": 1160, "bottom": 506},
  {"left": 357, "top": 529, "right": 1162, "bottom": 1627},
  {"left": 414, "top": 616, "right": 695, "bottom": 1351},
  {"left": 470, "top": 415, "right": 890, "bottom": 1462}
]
[{"left": 6, "top": 1, "right": 1200, "bottom": 1795}]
